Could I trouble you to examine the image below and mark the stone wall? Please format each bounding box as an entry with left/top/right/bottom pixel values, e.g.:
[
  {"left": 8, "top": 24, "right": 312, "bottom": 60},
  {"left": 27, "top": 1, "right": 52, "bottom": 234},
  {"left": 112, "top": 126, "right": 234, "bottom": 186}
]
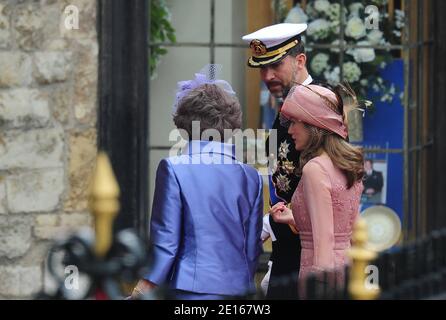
[{"left": 0, "top": 0, "right": 98, "bottom": 298}]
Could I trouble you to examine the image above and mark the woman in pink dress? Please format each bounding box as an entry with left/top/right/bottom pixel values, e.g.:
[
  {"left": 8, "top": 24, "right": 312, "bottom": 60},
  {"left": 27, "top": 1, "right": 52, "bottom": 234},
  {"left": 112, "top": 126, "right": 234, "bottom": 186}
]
[{"left": 270, "top": 84, "right": 364, "bottom": 295}]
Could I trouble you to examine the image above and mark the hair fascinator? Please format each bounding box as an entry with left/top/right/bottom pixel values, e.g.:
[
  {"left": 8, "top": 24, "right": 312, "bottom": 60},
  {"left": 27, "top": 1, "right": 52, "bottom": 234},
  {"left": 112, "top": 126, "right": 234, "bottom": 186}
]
[
  {"left": 337, "top": 82, "right": 373, "bottom": 119},
  {"left": 173, "top": 64, "right": 236, "bottom": 113}
]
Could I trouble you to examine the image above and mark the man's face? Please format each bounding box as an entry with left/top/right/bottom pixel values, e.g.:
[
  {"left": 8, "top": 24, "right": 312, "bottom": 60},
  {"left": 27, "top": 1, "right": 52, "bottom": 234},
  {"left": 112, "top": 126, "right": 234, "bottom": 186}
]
[
  {"left": 260, "top": 55, "right": 297, "bottom": 98},
  {"left": 364, "top": 160, "right": 373, "bottom": 173}
]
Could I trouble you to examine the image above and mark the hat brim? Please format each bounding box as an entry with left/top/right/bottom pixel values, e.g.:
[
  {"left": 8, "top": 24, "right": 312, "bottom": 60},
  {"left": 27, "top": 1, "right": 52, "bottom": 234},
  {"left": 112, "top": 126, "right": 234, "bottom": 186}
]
[{"left": 247, "top": 50, "right": 291, "bottom": 68}]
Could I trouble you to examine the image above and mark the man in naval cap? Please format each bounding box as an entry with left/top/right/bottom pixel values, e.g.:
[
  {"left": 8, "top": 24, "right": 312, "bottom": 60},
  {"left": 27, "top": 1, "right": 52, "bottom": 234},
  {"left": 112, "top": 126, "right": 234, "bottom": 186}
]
[{"left": 242, "top": 23, "right": 313, "bottom": 300}]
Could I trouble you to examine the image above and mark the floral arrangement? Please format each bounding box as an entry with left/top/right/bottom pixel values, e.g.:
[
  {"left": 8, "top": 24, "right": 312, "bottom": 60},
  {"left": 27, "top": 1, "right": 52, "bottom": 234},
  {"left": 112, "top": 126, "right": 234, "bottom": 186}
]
[{"left": 281, "top": 0, "right": 405, "bottom": 104}]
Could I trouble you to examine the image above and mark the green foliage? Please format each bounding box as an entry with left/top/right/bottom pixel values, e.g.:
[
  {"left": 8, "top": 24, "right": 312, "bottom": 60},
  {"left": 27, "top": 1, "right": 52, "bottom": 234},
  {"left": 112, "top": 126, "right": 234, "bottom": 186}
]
[{"left": 150, "top": 0, "right": 176, "bottom": 78}]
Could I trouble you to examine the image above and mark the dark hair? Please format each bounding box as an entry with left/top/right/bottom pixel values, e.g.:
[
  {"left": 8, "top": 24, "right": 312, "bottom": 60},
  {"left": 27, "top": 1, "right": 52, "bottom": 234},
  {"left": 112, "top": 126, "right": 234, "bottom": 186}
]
[
  {"left": 173, "top": 84, "right": 242, "bottom": 141},
  {"left": 287, "top": 41, "right": 306, "bottom": 57}
]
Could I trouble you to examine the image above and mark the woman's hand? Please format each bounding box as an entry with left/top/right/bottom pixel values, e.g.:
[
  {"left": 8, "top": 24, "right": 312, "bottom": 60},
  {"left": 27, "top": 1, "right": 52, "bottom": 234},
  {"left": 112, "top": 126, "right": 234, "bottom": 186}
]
[
  {"left": 269, "top": 202, "right": 295, "bottom": 226},
  {"left": 130, "top": 279, "right": 157, "bottom": 299}
]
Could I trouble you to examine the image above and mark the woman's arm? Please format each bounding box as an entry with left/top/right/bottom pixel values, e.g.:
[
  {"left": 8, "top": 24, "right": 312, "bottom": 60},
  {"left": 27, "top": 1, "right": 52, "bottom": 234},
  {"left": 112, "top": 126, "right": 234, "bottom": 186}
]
[
  {"left": 246, "top": 174, "right": 264, "bottom": 275},
  {"left": 143, "top": 159, "right": 183, "bottom": 285}
]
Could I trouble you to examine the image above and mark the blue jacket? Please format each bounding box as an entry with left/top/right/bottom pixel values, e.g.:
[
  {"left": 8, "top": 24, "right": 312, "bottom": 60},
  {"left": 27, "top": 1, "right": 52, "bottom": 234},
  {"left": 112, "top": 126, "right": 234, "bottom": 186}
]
[{"left": 144, "top": 140, "right": 263, "bottom": 296}]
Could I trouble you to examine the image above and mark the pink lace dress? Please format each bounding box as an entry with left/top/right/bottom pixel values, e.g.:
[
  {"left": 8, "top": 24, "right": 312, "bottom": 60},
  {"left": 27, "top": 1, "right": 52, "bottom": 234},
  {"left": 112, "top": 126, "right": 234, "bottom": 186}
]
[{"left": 291, "top": 154, "right": 363, "bottom": 291}]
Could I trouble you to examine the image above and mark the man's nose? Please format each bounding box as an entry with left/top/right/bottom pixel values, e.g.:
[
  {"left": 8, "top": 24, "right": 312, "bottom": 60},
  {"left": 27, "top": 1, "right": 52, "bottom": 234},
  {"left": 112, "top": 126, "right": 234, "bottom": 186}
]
[{"left": 262, "top": 68, "right": 275, "bottom": 81}]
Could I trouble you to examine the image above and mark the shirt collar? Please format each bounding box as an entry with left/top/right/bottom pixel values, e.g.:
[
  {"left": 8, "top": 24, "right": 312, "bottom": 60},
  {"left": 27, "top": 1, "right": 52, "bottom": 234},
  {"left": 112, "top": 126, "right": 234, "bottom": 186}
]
[
  {"left": 302, "top": 74, "right": 313, "bottom": 86},
  {"left": 182, "top": 140, "right": 236, "bottom": 159}
]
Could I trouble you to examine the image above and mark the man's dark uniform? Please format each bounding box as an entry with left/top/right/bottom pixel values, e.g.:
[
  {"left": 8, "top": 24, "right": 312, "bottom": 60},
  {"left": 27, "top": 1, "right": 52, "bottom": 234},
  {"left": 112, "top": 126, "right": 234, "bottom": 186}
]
[
  {"left": 364, "top": 170, "right": 383, "bottom": 193},
  {"left": 265, "top": 110, "right": 302, "bottom": 299},
  {"left": 242, "top": 23, "right": 311, "bottom": 300}
]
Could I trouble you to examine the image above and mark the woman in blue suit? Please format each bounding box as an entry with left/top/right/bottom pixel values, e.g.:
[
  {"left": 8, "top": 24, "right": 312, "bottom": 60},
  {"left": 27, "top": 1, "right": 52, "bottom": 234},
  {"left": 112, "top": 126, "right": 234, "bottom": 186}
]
[{"left": 132, "top": 69, "right": 264, "bottom": 299}]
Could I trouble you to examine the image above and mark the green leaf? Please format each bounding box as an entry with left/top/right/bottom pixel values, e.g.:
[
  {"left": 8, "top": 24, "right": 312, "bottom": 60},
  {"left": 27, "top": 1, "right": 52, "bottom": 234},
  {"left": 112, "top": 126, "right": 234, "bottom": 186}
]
[{"left": 149, "top": 0, "right": 176, "bottom": 76}]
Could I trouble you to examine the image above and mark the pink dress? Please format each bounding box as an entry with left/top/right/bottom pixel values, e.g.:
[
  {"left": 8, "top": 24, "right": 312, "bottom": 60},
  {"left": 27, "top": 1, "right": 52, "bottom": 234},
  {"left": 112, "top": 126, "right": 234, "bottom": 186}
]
[{"left": 291, "top": 154, "right": 363, "bottom": 289}]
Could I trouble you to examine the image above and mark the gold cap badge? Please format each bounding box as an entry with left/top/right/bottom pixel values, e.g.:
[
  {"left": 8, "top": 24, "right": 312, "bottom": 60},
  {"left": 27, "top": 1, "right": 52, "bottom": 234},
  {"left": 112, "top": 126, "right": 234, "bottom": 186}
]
[{"left": 250, "top": 39, "right": 267, "bottom": 57}]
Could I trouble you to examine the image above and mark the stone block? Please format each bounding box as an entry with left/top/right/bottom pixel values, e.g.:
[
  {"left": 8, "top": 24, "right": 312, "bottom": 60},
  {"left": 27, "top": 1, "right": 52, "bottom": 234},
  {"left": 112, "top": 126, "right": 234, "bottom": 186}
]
[
  {"left": 72, "top": 40, "right": 98, "bottom": 125},
  {"left": 0, "top": 177, "right": 6, "bottom": 214},
  {"left": 0, "top": 215, "right": 32, "bottom": 259},
  {"left": 59, "top": 0, "right": 97, "bottom": 40},
  {"left": 60, "top": 212, "right": 92, "bottom": 227},
  {"left": 64, "top": 129, "right": 97, "bottom": 212},
  {"left": 0, "top": 52, "right": 32, "bottom": 88},
  {"left": 49, "top": 85, "right": 72, "bottom": 125},
  {"left": 0, "top": 127, "right": 64, "bottom": 170},
  {"left": 0, "top": 89, "right": 50, "bottom": 129},
  {"left": 0, "top": 265, "right": 42, "bottom": 297},
  {"left": 6, "top": 168, "right": 65, "bottom": 213},
  {"left": 14, "top": 3, "right": 44, "bottom": 50},
  {"left": 33, "top": 52, "right": 72, "bottom": 84},
  {"left": 0, "top": 4, "right": 11, "bottom": 49}
]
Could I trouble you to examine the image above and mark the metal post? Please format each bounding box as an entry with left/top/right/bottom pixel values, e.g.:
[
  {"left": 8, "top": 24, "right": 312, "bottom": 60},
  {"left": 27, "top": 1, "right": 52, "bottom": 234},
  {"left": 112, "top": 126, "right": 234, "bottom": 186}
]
[
  {"left": 89, "top": 152, "right": 120, "bottom": 257},
  {"left": 210, "top": 0, "right": 215, "bottom": 64},
  {"left": 348, "top": 218, "right": 380, "bottom": 300}
]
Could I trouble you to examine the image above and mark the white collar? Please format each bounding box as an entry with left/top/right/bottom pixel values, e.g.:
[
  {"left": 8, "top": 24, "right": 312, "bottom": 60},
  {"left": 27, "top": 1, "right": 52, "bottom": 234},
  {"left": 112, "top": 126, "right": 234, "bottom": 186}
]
[{"left": 302, "top": 74, "right": 313, "bottom": 86}]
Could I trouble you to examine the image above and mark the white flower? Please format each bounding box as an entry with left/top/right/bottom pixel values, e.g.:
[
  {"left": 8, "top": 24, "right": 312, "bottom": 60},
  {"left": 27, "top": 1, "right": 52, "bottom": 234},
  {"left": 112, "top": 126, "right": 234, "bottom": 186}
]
[
  {"left": 285, "top": 5, "right": 308, "bottom": 24},
  {"left": 330, "top": 20, "right": 340, "bottom": 34},
  {"left": 395, "top": 9, "right": 405, "bottom": 29},
  {"left": 305, "top": 2, "right": 317, "bottom": 18},
  {"left": 389, "top": 84, "right": 396, "bottom": 95},
  {"left": 324, "top": 67, "right": 340, "bottom": 85},
  {"left": 330, "top": 39, "right": 345, "bottom": 53},
  {"left": 367, "top": 29, "right": 383, "bottom": 45},
  {"left": 347, "top": 41, "right": 376, "bottom": 63},
  {"left": 327, "top": 3, "right": 341, "bottom": 20},
  {"left": 395, "top": 9, "right": 405, "bottom": 18},
  {"left": 345, "top": 17, "right": 366, "bottom": 40},
  {"left": 372, "top": 84, "right": 380, "bottom": 92},
  {"left": 380, "top": 93, "right": 393, "bottom": 103},
  {"left": 282, "top": 0, "right": 398, "bottom": 97},
  {"left": 310, "top": 53, "right": 330, "bottom": 76},
  {"left": 399, "top": 92, "right": 404, "bottom": 100},
  {"left": 343, "top": 62, "right": 361, "bottom": 83},
  {"left": 348, "top": 3, "right": 364, "bottom": 17},
  {"left": 314, "top": 0, "right": 330, "bottom": 13},
  {"left": 307, "top": 19, "right": 331, "bottom": 40}
]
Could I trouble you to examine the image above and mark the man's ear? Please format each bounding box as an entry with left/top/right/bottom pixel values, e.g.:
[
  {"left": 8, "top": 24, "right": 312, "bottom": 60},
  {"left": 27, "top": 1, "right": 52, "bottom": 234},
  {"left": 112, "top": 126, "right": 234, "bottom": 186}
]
[{"left": 295, "top": 53, "right": 307, "bottom": 70}]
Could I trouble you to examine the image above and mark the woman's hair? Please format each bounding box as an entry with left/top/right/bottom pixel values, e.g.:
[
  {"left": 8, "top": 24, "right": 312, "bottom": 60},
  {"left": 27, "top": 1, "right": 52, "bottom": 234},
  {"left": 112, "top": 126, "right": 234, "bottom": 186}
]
[
  {"left": 296, "top": 83, "right": 364, "bottom": 189},
  {"left": 173, "top": 83, "right": 242, "bottom": 141}
]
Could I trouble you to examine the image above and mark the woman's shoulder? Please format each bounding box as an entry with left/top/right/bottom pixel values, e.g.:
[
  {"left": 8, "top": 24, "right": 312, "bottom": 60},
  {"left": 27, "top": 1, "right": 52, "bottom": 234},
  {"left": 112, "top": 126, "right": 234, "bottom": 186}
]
[{"left": 303, "top": 154, "right": 333, "bottom": 174}]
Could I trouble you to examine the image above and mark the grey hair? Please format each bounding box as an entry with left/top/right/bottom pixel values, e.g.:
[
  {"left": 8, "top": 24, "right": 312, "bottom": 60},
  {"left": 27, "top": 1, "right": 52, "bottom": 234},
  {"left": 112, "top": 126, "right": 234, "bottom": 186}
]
[{"left": 173, "top": 83, "right": 242, "bottom": 141}]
